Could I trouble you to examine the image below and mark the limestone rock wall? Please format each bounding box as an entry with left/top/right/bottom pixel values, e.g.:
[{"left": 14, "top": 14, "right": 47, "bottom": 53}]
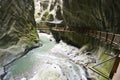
[
  {"left": 0, "top": 0, "right": 39, "bottom": 66},
  {"left": 34, "top": 0, "right": 64, "bottom": 27},
  {"left": 62, "top": 0, "right": 120, "bottom": 33},
  {"left": 51, "top": 1, "right": 120, "bottom": 79}
]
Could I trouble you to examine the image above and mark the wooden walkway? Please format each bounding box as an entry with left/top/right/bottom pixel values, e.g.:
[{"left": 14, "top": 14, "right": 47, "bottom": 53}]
[
  {"left": 38, "top": 27, "right": 120, "bottom": 47},
  {"left": 88, "top": 30, "right": 120, "bottom": 48},
  {"left": 38, "top": 27, "right": 120, "bottom": 48},
  {"left": 37, "top": 27, "right": 74, "bottom": 32},
  {"left": 38, "top": 27, "right": 120, "bottom": 79},
  {"left": 37, "top": 28, "right": 50, "bottom": 30}
]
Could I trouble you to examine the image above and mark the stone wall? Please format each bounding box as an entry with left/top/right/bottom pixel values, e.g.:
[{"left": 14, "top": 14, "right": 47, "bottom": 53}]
[{"left": 0, "top": 0, "right": 39, "bottom": 66}]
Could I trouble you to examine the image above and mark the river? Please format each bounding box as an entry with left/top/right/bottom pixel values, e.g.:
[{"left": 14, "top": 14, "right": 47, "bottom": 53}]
[{"left": 3, "top": 33, "right": 96, "bottom": 80}]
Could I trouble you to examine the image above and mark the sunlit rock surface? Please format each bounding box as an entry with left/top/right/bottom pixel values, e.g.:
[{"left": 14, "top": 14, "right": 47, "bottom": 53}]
[
  {"left": 34, "top": 0, "right": 64, "bottom": 26},
  {"left": 0, "top": 0, "right": 39, "bottom": 66}
]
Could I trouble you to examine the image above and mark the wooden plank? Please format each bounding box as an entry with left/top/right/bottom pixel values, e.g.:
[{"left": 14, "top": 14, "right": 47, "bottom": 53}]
[
  {"left": 107, "top": 33, "right": 114, "bottom": 44},
  {"left": 96, "top": 31, "right": 101, "bottom": 39},
  {"left": 87, "top": 30, "right": 120, "bottom": 46},
  {"left": 101, "top": 32, "right": 107, "bottom": 41},
  {"left": 92, "top": 30, "right": 97, "bottom": 37},
  {"left": 89, "top": 30, "right": 93, "bottom": 36},
  {"left": 113, "top": 34, "right": 120, "bottom": 46}
]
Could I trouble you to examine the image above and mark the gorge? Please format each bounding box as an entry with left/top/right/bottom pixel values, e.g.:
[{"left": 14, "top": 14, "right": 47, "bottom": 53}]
[{"left": 0, "top": 0, "right": 120, "bottom": 80}]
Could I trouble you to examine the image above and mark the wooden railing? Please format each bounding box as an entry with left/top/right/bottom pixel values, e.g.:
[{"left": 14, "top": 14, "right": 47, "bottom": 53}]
[
  {"left": 37, "top": 28, "right": 50, "bottom": 30},
  {"left": 38, "top": 27, "right": 120, "bottom": 48},
  {"left": 51, "top": 28, "right": 120, "bottom": 79},
  {"left": 87, "top": 30, "right": 120, "bottom": 79},
  {"left": 88, "top": 30, "right": 120, "bottom": 48}
]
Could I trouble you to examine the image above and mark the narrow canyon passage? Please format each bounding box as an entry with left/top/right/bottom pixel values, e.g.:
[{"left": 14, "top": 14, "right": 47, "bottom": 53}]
[
  {"left": 0, "top": 0, "right": 120, "bottom": 80},
  {"left": 4, "top": 33, "right": 96, "bottom": 80}
]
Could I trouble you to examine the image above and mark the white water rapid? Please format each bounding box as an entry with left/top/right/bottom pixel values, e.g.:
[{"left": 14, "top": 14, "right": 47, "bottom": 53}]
[
  {"left": 34, "top": 0, "right": 64, "bottom": 23},
  {"left": 4, "top": 33, "right": 96, "bottom": 80}
]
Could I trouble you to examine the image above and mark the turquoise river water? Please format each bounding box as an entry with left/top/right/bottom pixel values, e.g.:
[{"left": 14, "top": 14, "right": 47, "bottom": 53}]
[{"left": 4, "top": 33, "right": 96, "bottom": 80}]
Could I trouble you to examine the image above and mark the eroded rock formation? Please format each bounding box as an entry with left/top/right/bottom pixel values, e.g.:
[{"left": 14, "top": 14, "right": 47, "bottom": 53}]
[
  {"left": 34, "top": 0, "right": 64, "bottom": 27},
  {"left": 63, "top": 0, "right": 120, "bottom": 33},
  {"left": 0, "top": 0, "right": 39, "bottom": 66}
]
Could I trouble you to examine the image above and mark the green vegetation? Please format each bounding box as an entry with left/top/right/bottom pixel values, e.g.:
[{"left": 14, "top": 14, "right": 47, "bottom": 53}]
[
  {"left": 0, "top": 0, "right": 39, "bottom": 66},
  {"left": 19, "top": 28, "right": 39, "bottom": 49}
]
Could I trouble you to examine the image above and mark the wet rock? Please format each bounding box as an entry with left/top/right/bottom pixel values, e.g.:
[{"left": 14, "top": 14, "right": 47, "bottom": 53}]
[
  {"left": 3, "top": 72, "right": 14, "bottom": 80},
  {"left": 0, "top": 0, "right": 39, "bottom": 66},
  {"left": 86, "top": 52, "right": 92, "bottom": 55},
  {"left": 0, "top": 67, "right": 4, "bottom": 76}
]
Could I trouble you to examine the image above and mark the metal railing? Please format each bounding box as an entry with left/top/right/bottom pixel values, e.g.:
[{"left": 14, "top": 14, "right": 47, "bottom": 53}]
[{"left": 88, "top": 55, "right": 117, "bottom": 80}]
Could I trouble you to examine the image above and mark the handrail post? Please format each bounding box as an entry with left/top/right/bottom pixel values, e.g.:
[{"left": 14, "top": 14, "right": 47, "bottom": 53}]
[{"left": 109, "top": 50, "right": 120, "bottom": 79}]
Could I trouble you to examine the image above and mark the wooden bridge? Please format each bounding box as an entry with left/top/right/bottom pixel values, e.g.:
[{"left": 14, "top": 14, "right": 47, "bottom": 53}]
[
  {"left": 37, "top": 28, "right": 50, "bottom": 30},
  {"left": 37, "top": 27, "right": 74, "bottom": 32}
]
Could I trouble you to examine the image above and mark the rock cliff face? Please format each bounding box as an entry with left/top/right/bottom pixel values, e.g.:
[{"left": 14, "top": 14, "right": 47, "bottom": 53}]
[
  {"left": 51, "top": 1, "right": 120, "bottom": 79},
  {"left": 0, "top": 0, "right": 39, "bottom": 66},
  {"left": 34, "top": 0, "right": 64, "bottom": 27},
  {"left": 63, "top": 0, "right": 120, "bottom": 33}
]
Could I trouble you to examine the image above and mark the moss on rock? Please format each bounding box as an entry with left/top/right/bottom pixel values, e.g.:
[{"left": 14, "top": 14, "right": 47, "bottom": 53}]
[
  {"left": 51, "top": 30, "right": 116, "bottom": 80},
  {"left": 0, "top": 0, "right": 39, "bottom": 66}
]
